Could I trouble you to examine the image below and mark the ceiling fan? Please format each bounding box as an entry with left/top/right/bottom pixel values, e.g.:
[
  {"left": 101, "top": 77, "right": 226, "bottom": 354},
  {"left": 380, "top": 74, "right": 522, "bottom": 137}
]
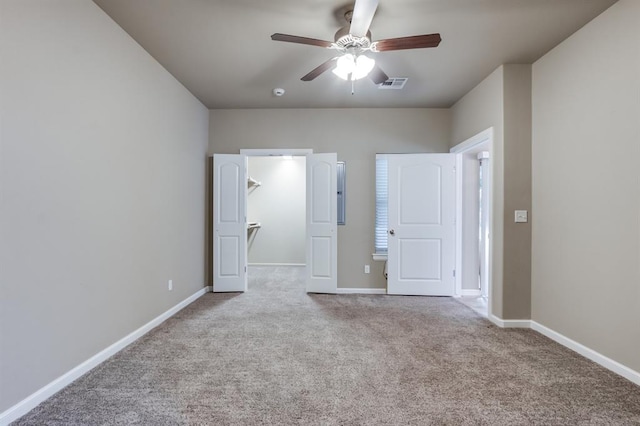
[{"left": 271, "top": 0, "right": 441, "bottom": 84}]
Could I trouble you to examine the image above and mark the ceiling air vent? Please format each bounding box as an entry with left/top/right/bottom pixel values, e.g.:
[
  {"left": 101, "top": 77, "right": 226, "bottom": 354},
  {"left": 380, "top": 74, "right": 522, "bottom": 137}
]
[{"left": 378, "top": 78, "right": 408, "bottom": 90}]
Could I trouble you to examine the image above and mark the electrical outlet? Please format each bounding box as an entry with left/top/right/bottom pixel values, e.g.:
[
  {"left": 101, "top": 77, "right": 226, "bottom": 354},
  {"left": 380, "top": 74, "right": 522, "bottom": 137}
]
[
  {"left": 168, "top": 280, "right": 173, "bottom": 291},
  {"left": 364, "top": 265, "right": 370, "bottom": 274}
]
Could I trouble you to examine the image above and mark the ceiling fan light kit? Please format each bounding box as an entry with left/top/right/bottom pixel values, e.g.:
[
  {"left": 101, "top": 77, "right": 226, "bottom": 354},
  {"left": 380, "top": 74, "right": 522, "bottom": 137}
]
[
  {"left": 332, "top": 53, "right": 375, "bottom": 81},
  {"left": 270, "top": 0, "right": 441, "bottom": 87}
]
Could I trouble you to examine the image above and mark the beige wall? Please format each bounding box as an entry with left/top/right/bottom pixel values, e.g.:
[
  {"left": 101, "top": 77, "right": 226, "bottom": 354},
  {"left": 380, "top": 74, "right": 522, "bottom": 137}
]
[
  {"left": 0, "top": 0, "right": 209, "bottom": 412},
  {"left": 450, "top": 64, "right": 532, "bottom": 320},
  {"left": 209, "top": 108, "right": 451, "bottom": 289},
  {"left": 502, "top": 65, "right": 532, "bottom": 319},
  {"left": 247, "top": 156, "right": 306, "bottom": 265},
  {"left": 532, "top": 0, "right": 640, "bottom": 372}
]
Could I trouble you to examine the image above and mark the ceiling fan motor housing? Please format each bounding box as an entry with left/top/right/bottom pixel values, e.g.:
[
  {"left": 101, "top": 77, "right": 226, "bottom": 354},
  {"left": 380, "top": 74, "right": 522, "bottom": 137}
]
[{"left": 334, "top": 26, "right": 372, "bottom": 49}]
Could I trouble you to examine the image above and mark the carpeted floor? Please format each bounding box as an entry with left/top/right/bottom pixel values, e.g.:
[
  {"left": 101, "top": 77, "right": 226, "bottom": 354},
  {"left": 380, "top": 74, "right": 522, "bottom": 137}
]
[{"left": 13, "top": 266, "right": 640, "bottom": 425}]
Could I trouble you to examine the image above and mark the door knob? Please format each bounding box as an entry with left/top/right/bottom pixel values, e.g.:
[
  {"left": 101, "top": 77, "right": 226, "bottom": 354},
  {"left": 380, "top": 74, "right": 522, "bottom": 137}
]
[{"left": 389, "top": 229, "right": 395, "bottom": 235}]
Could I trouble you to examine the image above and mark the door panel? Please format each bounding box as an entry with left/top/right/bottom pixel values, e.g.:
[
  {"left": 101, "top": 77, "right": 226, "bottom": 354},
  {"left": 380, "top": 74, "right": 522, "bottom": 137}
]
[
  {"left": 213, "top": 154, "right": 247, "bottom": 292},
  {"left": 306, "top": 153, "right": 337, "bottom": 293},
  {"left": 388, "top": 154, "right": 455, "bottom": 296},
  {"left": 399, "top": 239, "right": 441, "bottom": 280},
  {"left": 311, "top": 236, "right": 332, "bottom": 277},
  {"left": 400, "top": 163, "right": 442, "bottom": 224},
  {"left": 219, "top": 163, "right": 240, "bottom": 222},
  {"left": 218, "top": 236, "right": 240, "bottom": 276},
  {"left": 311, "top": 162, "right": 332, "bottom": 223}
]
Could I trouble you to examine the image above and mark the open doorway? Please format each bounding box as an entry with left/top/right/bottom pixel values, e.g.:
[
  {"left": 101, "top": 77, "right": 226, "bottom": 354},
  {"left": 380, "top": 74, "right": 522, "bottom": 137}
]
[
  {"left": 241, "top": 149, "right": 311, "bottom": 291},
  {"left": 246, "top": 155, "right": 306, "bottom": 287},
  {"left": 451, "top": 128, "right": 493, "bottom": 317},
  {"left": 247, "top": 155, "right": 306, "bottom": 291}
]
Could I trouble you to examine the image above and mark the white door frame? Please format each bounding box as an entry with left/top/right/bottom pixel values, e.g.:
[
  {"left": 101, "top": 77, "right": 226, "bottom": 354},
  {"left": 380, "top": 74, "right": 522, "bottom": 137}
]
[
  {"left": 240, "top": 149, "right": 313, "bottom": 157},
  {"left": 450, "top": 128, "right": 493, "bottom": 314},
  {"left": 478, "top": 151, "right": 490, "bottom": 299}
]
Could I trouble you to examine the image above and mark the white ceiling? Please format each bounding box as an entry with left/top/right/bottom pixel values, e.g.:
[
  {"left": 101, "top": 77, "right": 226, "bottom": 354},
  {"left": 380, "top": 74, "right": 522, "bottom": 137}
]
[{"left": 93, "top": 0, "right": 617, "bottom": 109}]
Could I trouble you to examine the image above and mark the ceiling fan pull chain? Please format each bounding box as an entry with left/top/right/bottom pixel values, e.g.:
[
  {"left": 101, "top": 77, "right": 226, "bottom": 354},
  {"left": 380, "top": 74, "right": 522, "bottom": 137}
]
[{"left": 351, "top": 79, "right": 355, "bottom": 95}]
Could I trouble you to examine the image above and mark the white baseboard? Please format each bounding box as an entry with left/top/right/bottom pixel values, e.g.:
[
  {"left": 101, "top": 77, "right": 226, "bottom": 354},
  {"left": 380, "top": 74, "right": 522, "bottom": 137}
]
[
  {"left": 460, "top": 289, "right": 482, "bottom": 297},
  {"left": 337, "top": 288, "right": 386, "bottom": 295},
  {"left": 489, "top": 315, "right": 531, "bottom": 329},
  {"left": 487, "top": 316, "right": 640, "bottom": 387},
  {"left": 530, "top": 321, "right": 640, "bottom": 387},
  {"left": 0, "top": 286, "right": 210, "bottom": 426},
  {"left": 248, "top": 263, "right": 305, "bottom": 267}
]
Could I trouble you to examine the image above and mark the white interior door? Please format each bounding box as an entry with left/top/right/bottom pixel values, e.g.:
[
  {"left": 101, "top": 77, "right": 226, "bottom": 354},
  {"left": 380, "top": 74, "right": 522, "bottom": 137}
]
[
  {"left": 387, "top": 154, "right": 455, "bottom": 296},
  {"left": 213, "top": 154, "right": 248, "bottom": 292},
  {"left": 306, "top": 153, "right": 337, "bottom": 294}
]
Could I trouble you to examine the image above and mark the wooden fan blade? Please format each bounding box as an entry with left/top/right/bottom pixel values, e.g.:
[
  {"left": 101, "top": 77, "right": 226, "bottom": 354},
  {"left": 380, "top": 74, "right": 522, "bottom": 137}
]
[
  {"left": 301, "top": 58, "right": 337, "bottom": 81},
  {"left": 374, "top": 33, "right": 442, "bottom": 52},
  {"left": 350, "top": 0, "right": 379, "bottom": 37},
  {"left": 271, "top": 33, "right": 333, "bottom": 48},
  {"left": 368, "top": 64, "right": 389, "bottom": 85}
]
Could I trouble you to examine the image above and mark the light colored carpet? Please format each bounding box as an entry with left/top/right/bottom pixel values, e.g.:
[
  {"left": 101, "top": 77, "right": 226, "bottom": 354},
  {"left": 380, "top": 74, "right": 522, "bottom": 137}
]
[{"left": 13, "top": 266, "right": 640, "bottom": 425}]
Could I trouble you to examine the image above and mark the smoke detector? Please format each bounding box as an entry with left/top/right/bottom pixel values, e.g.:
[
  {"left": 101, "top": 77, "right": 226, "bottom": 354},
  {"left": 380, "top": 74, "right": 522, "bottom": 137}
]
[{"left": 273, "top": 88, "right": 285, "bottom": 96}]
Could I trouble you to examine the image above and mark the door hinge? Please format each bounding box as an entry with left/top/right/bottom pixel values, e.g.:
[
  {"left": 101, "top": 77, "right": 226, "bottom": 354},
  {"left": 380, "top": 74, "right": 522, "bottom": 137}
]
[
  {"left": 244, "top": 266, "right": 247, "bottom": 273},
  {"left": 453, "top": 269, "right": 456, "bottom": 277}
]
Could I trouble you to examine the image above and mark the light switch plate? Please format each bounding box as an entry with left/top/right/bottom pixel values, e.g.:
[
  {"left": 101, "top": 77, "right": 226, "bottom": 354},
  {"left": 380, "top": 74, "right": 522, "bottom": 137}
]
[{"left": 515, "top": 210, "right": 528, "bottom": 223}]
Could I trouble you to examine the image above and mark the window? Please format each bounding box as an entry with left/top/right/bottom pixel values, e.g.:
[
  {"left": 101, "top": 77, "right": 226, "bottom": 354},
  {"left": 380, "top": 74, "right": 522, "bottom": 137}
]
[{"left": 375, "top": 155, "right": 388, "bottom": 253}]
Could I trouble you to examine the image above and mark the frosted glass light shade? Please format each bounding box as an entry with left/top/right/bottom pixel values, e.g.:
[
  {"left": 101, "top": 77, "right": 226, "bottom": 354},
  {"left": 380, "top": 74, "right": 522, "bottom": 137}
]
[
  {"left": 353, "top": 55, "right": 375, "bottom": 80},
  {"left": 332, "top": 54, "right": 375, "bottom": 81},
  {"left": 336, "top": 54, "right": 355, "bottom": 73}
]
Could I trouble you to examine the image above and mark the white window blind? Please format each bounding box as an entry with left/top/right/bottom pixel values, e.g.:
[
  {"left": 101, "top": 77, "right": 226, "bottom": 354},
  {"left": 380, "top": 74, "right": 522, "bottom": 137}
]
[{"left": 375, "top": 155, "right": 388, "bottom": 253}]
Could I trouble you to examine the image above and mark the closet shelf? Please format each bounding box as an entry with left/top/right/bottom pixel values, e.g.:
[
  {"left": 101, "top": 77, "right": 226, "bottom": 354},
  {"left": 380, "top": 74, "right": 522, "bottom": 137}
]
[
  {"left": 248, "top": 222, "right": 261, "bottom": 230},
  {"left": 248, "top": 177, "right": 262, "bottom": 188}
]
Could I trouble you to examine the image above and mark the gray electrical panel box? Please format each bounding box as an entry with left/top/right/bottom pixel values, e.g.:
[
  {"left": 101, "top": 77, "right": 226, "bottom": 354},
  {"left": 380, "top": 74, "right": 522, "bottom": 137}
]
[{"left": 337, "top": 161, "right": 346, "bottom": 225}]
